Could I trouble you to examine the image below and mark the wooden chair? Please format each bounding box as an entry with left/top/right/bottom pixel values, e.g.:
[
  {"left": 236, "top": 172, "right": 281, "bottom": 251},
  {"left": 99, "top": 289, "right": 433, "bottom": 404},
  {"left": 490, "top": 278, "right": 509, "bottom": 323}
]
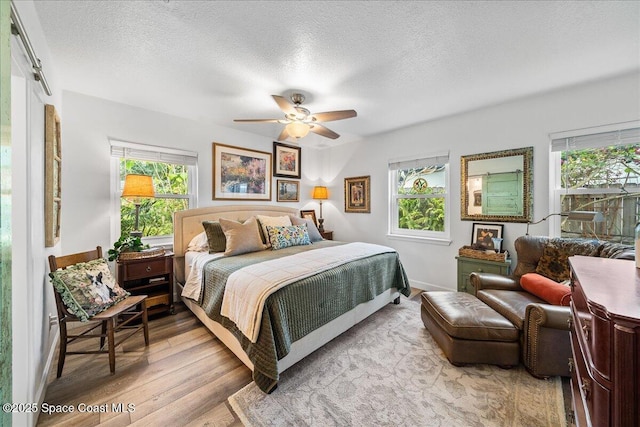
[{"left": 48, "top": 246, "right": 150, "bottom": 377}]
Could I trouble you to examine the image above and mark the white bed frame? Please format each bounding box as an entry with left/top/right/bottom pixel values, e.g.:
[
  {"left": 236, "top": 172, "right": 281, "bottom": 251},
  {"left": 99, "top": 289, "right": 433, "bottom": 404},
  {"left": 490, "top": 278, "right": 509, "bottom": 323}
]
[{"left": 173, "top": 205, "right": 400, "bottom": 373}]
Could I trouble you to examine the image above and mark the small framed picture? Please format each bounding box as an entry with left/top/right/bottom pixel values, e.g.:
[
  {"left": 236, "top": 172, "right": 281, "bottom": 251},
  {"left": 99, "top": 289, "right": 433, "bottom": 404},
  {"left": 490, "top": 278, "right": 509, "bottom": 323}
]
[
  {"left": 276, "top": 180, "right": 299, "bottom": 202},
  {"left": 344, "top": 175, "right": 370, "bottom": 213},
  {"left": 471, "top": 223, "right": 504, "bottom": 250},
  {"left": 273, "top": 141, "right": 301, "bottom": 179},
  {"left": 300, "top": 209, "right": 317, "bottom": 225}
]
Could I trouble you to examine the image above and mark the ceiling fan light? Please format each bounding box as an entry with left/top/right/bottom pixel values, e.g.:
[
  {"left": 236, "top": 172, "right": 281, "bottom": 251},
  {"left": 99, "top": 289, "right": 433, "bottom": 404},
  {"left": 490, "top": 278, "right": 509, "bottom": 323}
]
[{"left": 285, "top": 121, "right": 310, "bottom": 139}]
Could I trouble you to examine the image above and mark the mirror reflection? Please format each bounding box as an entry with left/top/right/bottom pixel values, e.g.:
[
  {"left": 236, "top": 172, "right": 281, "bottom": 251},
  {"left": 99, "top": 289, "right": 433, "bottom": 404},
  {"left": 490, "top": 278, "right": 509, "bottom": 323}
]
[{"left": 461, "top": 147, "right": 533, "bottom": 223}]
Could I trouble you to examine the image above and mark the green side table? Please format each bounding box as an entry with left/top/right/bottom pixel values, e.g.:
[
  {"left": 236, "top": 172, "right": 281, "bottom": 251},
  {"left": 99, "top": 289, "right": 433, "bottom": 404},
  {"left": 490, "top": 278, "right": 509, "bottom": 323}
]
[{"left": 456, "top": 256, "right": 511, "bottom": 295}]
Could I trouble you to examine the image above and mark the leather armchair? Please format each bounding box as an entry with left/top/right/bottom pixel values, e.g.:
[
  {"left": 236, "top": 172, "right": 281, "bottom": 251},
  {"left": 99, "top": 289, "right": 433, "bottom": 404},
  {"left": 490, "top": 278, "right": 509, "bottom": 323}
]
[{"left": 470, "top": 235, "right": 634, "bottom": 378}]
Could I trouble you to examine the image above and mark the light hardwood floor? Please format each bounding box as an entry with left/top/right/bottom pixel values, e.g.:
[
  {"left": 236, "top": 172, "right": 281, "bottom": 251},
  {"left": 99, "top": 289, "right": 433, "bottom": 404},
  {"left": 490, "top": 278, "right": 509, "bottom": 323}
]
[{"left": 37, "top": 303, "right": 251, "bottom": 427}]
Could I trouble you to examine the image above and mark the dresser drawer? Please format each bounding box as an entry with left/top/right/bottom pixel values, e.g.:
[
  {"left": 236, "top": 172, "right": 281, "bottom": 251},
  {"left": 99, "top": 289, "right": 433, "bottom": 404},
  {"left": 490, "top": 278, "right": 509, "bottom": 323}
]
[
  {"left": 121, "top": 258, "right": 170, "bottom": 281},
  {"left": 572, "top": 277, "right": 611, "bottom": 381},
  {"left": 571, "top": 326, "right": 611, "bottom": 426},
  {"left": 459, "top": 262, "right": 504, "bottom": 276}
]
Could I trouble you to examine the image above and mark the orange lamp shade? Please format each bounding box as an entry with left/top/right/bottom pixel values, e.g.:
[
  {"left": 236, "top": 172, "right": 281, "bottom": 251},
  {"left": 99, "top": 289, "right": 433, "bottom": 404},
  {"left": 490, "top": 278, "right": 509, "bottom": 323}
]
[
  {"left": 312, "top": 186, "right": 328, "bottom": 200},
  {"left": 122, "top": 174, "right": 155, "bottom": 201}
]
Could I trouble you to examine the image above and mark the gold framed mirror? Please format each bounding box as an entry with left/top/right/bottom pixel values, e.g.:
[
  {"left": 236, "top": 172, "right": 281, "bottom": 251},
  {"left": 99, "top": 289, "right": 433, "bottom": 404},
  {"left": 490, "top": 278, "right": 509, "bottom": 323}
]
[{"left": 460, "top": 147, "right": 533, "bottom": 223}]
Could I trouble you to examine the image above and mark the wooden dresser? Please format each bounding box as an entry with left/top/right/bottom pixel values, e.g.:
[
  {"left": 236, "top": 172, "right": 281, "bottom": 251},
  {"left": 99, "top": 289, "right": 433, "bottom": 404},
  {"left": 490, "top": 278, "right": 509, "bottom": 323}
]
[{"left": 569, "top": 256, "right": 640, "bottom": 427}]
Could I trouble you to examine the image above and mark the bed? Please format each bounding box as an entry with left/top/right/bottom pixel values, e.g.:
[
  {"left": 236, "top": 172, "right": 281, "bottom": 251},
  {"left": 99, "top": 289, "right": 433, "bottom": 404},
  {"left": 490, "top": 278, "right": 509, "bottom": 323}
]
[{"left": 173, "top": 205, "right": 411, "bottom": 392}]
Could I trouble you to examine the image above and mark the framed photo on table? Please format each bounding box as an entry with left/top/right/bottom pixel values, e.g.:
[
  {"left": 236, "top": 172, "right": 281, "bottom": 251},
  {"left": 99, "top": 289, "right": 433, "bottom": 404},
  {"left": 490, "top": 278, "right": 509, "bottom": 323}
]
[
  {"left": 273, "top": 141, "right": 301, "bottom": 178},
  {"left": 344, "top": 175, "right": 370, "bottom": 213},
  {"left": 471, "top": 223, "right": 504, "bottom": 250},
  {"left": 276, "top": 180, "right": 299, "bottom": 202},
  {"left": 212, "top": 142, "right": 271, "bottom": 200},
  {"left": 300, "top": 209, "right": 317, "bottom": 226}
]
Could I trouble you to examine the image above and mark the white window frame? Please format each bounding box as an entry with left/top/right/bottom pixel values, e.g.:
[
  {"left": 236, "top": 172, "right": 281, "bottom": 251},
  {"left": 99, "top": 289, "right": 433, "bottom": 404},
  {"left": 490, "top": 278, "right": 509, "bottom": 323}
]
[
  {"left": 388, "top": 152, "right": 451, "bottom": 245},
  {"left": 549, "top": 120, "right": 640, "bottom": 239},
  {"left": 110, "top": 140, "right": 198, "bottom": 247}
]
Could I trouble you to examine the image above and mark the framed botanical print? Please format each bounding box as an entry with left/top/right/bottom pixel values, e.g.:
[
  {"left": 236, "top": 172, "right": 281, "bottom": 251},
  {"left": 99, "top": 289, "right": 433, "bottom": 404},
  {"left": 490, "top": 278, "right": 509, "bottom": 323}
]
[
  {"left": 276, "top": 179, "right": 299, "bottom": 202},
  {"left": 45, "top": 104, "right": 61, "bottom": 247},
  {"left": 344, "top": 175, "right": 370, "bottom": 213},
  {"left": 273, "top": 141, "right": 301, "bottom": 178},
  {"left": 471, "top": 223, "right": 504, "bottom": 251},
  {"left": 212, "top": 142, "right": 271, "bottom": 200},
  {"left": 300, "top": 209, "right": 317, "bottom": 225}
]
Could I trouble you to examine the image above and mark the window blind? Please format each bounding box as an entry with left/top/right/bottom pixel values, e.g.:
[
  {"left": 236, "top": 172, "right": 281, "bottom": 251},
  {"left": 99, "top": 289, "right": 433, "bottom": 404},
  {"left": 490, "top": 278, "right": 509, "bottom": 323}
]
[
  {"left": 110, "top": 140, "right": 198, "bottom": 166},
  {"left": 389, "top": 152, "right": 449, "bottom": 170},
  {"left": 551, "top": 126, "right": 640, "bottom": 152}
]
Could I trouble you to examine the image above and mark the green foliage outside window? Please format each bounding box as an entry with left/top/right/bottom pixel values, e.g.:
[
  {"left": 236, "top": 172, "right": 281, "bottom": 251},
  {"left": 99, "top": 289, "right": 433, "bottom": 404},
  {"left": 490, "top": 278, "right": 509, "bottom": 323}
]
[
  {"left": 560, "top": 144, "right": 640, "bottom": 243},
  {"left": 396, "top": 166, "right": 446, "bottom": 232},
  {"left": 120, "top": 159, "right": 190, "bottom": 238}
]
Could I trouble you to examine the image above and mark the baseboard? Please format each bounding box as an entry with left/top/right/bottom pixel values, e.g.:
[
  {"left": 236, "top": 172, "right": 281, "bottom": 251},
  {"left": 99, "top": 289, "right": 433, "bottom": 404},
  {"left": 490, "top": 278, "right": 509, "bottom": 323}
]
[
  {"left": 409, "top": 278, "right": 454, "bottom": 292},
  {"left": 32, "top": 328, "right": 59, "bottom": 427}
]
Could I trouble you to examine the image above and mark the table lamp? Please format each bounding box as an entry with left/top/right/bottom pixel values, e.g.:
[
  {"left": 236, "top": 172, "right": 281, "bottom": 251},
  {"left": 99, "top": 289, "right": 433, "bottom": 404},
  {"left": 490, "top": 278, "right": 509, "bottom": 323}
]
[
  {"left": 122, "top": 174, "right": 155, "bottom": 237},
  {"left": 312, "top": 186, "right": 328, "bottom": 232}
]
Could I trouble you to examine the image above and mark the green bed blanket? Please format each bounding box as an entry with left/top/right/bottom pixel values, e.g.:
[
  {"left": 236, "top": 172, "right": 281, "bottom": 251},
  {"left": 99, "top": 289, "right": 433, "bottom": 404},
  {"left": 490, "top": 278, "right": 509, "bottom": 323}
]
[{"left": 198, "top": 241, "right": 411, "bottom": 393}]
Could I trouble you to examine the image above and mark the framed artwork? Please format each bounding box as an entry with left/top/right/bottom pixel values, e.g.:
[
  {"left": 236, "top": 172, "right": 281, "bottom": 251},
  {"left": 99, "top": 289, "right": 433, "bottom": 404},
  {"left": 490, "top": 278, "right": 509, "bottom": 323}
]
[
  {"left": 344, "top": 175, "right": 370, "bottom": 213},
  {"left": 212, "top": 142, "right": 271, "bottom": 200},
  {"left": 300, "top": 209, "right": 317, "bottom": 225},
  {"left": 273, "top": 141, "right": 301, "bottom": 178},
  {"left": 45, "top": 104, "right": 61, "bottom": 247},
  {"left": 471, "top": 223, "right": 504, "bottom": 250},
  {"left": 276, "top": 179, "right": 299, "bottom": 202}
]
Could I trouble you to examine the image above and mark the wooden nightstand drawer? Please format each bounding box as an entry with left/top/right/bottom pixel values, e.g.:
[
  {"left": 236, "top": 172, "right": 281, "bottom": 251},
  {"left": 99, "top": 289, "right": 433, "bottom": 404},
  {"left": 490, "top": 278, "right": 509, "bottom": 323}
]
[
  {"left": 122, "top": 258, "right": 169, "bottom": 280},
  {"left": 117, "top": 253, "right": 174, "bottom": 316},
  {"left": 455, "top": 256, "right": 511, "bottom": 294}
]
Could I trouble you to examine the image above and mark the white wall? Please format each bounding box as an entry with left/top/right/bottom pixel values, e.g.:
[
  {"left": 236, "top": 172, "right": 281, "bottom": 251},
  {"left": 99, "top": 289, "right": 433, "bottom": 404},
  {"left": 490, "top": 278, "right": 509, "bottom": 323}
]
[
  {"left": 10, "top": 2, "right": 63, "bottom": 426},
  {"left": 61, "top": 91, "right": 320, "bottom": 256},
  {"left": 320, "top": 72, "right": 640, "bottom": 291}
]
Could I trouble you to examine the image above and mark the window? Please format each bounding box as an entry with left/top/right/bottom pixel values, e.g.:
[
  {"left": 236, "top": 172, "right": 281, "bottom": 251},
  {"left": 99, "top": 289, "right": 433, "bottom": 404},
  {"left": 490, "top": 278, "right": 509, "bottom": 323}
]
[
  {"left": 550, "top": 123, "right": 640, "bottom": 244},
  {"left": 110, "top": 141, "right": 198, "bottom": 243},
  {"left": 389, "top": 152, "right": 450, "bottom": 242}
]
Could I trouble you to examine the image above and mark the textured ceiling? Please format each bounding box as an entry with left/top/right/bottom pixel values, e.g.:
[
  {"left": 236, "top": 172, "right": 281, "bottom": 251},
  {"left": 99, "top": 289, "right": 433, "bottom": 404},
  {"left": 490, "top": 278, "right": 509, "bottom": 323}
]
[{"left": 33, "top": 1, "right": 640, "bottom": 147}]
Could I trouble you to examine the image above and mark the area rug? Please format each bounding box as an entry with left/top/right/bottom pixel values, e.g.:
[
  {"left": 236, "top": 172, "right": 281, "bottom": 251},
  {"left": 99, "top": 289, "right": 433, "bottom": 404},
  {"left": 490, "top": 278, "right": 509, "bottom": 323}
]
[{"left": 229, "top": 299, "right": 566, "bottom": 427}]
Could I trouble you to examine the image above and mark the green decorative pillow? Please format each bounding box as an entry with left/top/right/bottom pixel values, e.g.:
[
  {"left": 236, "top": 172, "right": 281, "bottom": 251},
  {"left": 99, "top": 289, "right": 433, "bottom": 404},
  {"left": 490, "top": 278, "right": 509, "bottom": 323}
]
[
  {"left": 266, "top": 225, "right": 311, "bottom": 250},
  {"left": 535, "top": 239, "right": 599, "bottom": 282},
  {"left": 49, "top": 258, "right": 129, "bottom": 322},
  {"left": 202, "top": 220, "right": 227, "bottom": 253}
]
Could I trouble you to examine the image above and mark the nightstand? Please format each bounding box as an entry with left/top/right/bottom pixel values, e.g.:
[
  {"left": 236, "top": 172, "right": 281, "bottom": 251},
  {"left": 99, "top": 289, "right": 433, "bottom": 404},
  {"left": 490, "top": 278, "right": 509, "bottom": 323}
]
[
  {"left": 117, "top": 252, "right": 174, "bottom": 315},
  {"left": 455, "top": 256, "right": 511, "bottom": 295},
  {"left": 320, "top": 230, "right": 333, "bottom": 240}
]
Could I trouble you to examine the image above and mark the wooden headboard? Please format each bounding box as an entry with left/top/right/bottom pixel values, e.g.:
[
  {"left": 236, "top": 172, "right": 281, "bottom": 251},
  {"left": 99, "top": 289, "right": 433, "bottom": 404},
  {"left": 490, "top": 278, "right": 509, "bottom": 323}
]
[{"left": 173, "top": 205, "right": 299, "bottom": 283}]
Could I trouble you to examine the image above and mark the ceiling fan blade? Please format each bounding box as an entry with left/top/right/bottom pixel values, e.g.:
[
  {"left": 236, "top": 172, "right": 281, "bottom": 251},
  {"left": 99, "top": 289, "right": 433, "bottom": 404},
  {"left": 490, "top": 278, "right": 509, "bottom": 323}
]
[
  {"left": 233, "top": 118, "right": 281, "bottom": 123},
  {"left": 310, "top": 123, "right": 340, "bottom": 139},
  {"left": 272, "top": 95, "right": 297, "bottom": 115},
  {"left": 277, "top": 128, "right": 290, "bottom": 142},
  {"left": 310, "top": 110, "right": 357, "bottom": 122}
]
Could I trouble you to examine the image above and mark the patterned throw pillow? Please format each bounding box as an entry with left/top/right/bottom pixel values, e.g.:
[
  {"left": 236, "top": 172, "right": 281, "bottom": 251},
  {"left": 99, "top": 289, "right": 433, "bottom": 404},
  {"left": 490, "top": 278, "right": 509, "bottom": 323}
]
[
  {"left": 289, "top": 215, "right": 324, "bottom": 242},
  {"left": 49, "top": 258, "right": 129, "bottom": 321},
  {"left": 256, "top": 215, "right": 292, "bottom": 247},
  {"left": 535, "top": 239, "right": 599, "bottom": 282},
  {"left": 266, "top": 225, "right": 311, "bottom": 250}
]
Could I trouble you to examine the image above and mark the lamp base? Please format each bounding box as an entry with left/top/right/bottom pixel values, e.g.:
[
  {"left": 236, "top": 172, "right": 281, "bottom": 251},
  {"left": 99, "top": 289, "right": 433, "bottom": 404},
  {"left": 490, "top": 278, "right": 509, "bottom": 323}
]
[
  {"left": 130, "top": 230, "right": 142, "bottom": 238},
  {"left": 317, "top": 218, "right": 325, "bottom": 233}
]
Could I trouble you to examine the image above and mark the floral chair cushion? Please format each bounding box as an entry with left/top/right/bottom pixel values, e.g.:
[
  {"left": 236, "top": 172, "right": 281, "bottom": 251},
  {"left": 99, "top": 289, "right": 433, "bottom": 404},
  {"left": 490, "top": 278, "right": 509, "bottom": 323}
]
[{"left": 50, "top": 258, "right": 129, "bottom": 321}]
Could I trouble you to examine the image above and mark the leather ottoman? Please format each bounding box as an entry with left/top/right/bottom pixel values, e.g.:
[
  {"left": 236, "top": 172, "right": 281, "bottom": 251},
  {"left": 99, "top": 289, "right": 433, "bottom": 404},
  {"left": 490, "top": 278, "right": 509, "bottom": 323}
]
[{"left": 421, "top": 291, "right": 520, "bottom": 367}]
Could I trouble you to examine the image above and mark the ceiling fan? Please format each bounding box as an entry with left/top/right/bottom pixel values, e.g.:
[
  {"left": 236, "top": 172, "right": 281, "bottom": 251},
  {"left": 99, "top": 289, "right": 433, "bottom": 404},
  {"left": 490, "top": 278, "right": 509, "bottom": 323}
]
[{"left": 234, "top": 93, "right": 357, "bottom": 142}]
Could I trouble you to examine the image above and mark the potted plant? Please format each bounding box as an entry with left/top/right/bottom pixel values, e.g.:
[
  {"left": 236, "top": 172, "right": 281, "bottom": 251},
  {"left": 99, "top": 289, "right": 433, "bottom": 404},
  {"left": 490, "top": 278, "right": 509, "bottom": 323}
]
[{"left": 107, "top": 235, "right": 149, "bottom": 262}]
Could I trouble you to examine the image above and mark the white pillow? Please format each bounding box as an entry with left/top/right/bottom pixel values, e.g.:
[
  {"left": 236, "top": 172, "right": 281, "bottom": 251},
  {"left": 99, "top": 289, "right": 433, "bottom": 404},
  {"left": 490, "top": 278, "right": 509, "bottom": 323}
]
[
  {"left": 186, "top": 231, "right": 209, "bottom": 252},
  {"left": 256, "top": 215, "right": 292, "bottom": 247}
]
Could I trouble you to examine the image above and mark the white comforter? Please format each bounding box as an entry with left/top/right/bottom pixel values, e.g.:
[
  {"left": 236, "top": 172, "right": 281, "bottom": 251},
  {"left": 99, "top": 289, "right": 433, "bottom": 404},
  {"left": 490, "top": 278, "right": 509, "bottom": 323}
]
[{"left": 220, "top": 242, "right": 396, "bottom": 342}]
